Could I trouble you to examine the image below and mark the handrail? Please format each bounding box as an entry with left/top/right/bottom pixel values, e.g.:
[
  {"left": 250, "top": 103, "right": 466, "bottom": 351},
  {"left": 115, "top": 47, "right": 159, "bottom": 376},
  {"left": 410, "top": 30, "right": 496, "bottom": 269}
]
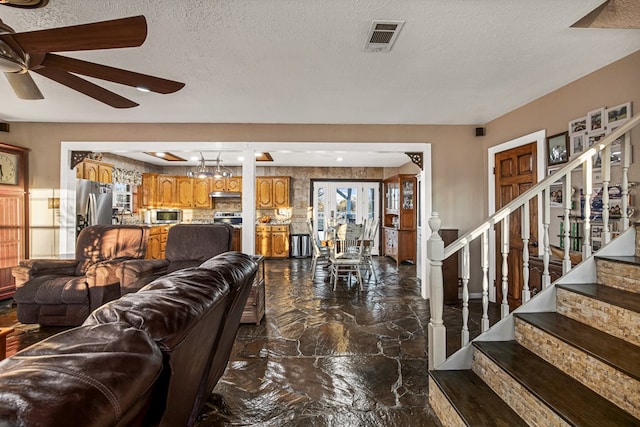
[{"left": 443, "top": 113, "right": 640, "bottom": 259}]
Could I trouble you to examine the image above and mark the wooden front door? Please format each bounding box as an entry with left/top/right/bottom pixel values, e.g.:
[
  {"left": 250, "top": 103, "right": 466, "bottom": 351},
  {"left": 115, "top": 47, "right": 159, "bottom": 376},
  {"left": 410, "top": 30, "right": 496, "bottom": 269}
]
[{"left": 495, "top": 142, "right": 538, "bottom": 310}]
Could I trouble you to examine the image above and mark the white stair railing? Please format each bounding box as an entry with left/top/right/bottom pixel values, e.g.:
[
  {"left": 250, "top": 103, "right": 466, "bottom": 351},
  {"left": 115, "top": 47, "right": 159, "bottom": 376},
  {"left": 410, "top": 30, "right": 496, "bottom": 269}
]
[{"left": 428, "top": 113, "right": 640, "bottom": 369}]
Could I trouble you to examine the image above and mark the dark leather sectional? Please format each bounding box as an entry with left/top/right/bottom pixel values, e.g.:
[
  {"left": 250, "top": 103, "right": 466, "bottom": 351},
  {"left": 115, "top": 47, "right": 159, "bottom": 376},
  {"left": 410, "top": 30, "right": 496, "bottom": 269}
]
[{"left": 0, "top": 251, "right": 258, "bottom": 427}]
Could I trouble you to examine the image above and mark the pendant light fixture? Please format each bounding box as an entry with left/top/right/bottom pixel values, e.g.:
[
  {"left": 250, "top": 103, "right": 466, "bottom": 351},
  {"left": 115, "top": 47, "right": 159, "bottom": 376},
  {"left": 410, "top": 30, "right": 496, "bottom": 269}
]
[
  {"left": 212, "top": 152, "right": 233, "bottom": 178},
  {"left": 187, "top": 152, "right": 232, "bottom": 179}
]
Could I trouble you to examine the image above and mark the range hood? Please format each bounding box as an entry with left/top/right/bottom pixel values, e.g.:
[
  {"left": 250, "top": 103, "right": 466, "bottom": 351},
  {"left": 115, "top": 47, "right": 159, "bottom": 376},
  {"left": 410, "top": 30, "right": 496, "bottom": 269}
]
[{"left": 209, "top": 191, "right": 241, "bottom": 198}]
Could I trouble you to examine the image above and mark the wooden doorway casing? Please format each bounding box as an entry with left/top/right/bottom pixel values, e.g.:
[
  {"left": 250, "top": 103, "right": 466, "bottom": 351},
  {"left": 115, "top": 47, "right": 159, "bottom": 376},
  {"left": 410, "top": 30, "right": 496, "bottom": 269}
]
[
  {"left": 487, "top": 129, "right": 546, "bottom": 304},
  {"left": 494, "top": 142, "right": 538, "bottom": 310}
]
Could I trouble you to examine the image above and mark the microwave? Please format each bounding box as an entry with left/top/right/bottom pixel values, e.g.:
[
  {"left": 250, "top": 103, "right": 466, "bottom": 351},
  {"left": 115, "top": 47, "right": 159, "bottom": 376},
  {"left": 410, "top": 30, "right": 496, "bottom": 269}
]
[{"left": 147, "top": 209, "right": 182, "bottom": 224}]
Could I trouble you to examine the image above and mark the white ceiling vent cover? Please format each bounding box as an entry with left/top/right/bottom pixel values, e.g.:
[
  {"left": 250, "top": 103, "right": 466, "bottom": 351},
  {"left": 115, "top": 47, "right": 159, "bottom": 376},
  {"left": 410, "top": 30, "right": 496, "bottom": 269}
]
[{"left": 364, "top": 20, "right": 405, "bottom": 52}]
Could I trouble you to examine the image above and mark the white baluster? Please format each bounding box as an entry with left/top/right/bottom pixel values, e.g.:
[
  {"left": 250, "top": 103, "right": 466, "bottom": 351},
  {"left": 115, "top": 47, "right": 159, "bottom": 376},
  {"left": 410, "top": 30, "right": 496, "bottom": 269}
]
[
  {"left": 622, "top": 133, "right": 631, "bottom": 230},
  {"left": 461, "top": 243, "right": 470, "bottom": 346},
  {"left": 481, "top": 229, "right": 489, "bottom": 332},
  {"left": 427, "top": 213, "right": 446, "bottom": 370},
  {"left": 602, "top": 145, "right": 611, "bottom": 244},
  {"left": 501, "top": 217, "right": 510, "bottom": 318},
  {"left": 543, "top": 187, "right": 551, "bottom": 288},
  {"left": 563, "top": 172, "right": 572, "bottom": 274},
  {"left": 521, "top": 203, "right": 531, "bottom": 304},
  {"left": 583, "top": 159, "right": 592, "bottom": 259}
]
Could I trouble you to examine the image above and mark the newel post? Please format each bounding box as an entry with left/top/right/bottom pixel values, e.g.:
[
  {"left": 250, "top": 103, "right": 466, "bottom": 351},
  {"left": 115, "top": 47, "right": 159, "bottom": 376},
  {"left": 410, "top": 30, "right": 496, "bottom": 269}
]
[{"left": 427, "top": 212, "right": 446, "bottom": 370}]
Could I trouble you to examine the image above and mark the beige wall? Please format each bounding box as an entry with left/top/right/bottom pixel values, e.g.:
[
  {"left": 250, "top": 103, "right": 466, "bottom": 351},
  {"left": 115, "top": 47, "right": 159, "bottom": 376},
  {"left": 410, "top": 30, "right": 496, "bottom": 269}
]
[{"left": 0, "top": 122, "right": 482, "bottom": 253}]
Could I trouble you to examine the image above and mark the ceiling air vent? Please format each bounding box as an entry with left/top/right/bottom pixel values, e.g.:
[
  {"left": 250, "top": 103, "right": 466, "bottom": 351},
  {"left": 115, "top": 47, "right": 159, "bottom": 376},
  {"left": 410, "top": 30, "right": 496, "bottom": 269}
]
[{"left": 364, "top": 20, "right": 405, "bottom": 52}]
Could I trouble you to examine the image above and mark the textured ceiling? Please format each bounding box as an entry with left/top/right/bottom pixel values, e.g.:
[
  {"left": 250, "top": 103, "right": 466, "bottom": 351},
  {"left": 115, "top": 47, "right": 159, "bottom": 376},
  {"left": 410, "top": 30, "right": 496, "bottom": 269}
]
[{"left": 0, "top": 0, "right": 639, "bottom": 125}]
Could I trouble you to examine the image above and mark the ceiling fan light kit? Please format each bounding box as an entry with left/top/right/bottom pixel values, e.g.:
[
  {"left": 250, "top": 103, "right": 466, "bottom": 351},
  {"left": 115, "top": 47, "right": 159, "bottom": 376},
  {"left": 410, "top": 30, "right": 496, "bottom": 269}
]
[{"left": 0, "top": 15, "right": 185, "bottom": 108}]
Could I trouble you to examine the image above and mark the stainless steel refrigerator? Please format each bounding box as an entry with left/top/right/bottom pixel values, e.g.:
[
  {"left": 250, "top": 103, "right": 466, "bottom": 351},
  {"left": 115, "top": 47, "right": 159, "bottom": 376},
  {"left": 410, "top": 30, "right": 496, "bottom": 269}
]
[{"left": 76, "top": 179, "right": 113, "bottom": 236}]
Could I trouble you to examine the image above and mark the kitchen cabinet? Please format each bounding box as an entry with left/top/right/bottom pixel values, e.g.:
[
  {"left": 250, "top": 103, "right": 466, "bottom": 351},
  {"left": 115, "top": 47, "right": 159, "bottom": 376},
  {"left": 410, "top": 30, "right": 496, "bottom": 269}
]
[
  {"left": 145, "top": 225, "right": 169, "bottom": 259},
  {"left": 211, "top": 176, "right": 242, "bottom": 193},
  {"left": 256, "top": 176, "right": 290, "bottom": 208},
  {"left": 141, "top": 173, "right": 158, "bottom": 207},
  {"left": 192, "top": 178, "right": 211, "bottom": 208},
  {"left": 383, "top": 174, "right": 416, "bottom": 265},
  {"left": 175, "top": 177, "right": 193, "bottom": 208},
  {"left": 156, "top": 175, "right": 176, "bottom": 207},
  {"left": 142, "top": 174, "right": 213, "bottom": 209},
  {"left": 76, "top": 159, "right": 113, "bottom": 184},
  {"left": 255, "top": 224, "right": 289, "bottom": 258}
]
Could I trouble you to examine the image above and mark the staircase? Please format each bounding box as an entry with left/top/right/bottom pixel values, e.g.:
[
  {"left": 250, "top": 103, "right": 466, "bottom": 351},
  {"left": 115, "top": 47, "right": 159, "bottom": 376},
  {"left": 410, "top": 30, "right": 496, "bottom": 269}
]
[{"left": 429, "top": 224, "right": 640, "bottom": 426}]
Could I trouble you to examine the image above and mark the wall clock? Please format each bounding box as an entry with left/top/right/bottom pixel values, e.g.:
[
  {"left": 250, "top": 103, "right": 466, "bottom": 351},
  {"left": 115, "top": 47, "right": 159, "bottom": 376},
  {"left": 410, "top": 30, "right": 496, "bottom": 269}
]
[{"left": 0, "top": 152, "right": 19, "bottom": 185}]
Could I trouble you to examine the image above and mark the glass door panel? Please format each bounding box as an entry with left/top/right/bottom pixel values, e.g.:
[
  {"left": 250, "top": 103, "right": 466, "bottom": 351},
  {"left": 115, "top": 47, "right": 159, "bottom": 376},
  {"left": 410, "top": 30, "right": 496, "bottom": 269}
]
[{"left": 313, "top": 181, "right": 380, "bottom": 254}]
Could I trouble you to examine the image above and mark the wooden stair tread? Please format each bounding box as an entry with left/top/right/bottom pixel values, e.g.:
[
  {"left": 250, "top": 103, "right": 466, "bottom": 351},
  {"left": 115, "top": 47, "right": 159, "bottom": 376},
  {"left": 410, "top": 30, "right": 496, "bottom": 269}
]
[
  {"left": 515, "top": 312, "right": 640, "bottom": 381},
  {"left": 473, "top": 341, "right": 639, "bottom": 427},
  {"left": 430, "top": 370, "right": 528, "bottom": 427},
  {"left": 557, "top": 283, "right": 640, "bottom": 313}
]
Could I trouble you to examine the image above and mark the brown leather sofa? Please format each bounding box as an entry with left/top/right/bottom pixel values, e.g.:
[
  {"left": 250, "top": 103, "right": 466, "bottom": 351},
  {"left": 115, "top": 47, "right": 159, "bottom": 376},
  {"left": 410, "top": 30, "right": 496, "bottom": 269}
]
[
  {"left": 117, "top": 223, "right": 234, "bottom": 293},
  {"left": 12, "top": 225, "right": 149, "bottom": 326},
  {"left": 0, "top": 251, "right": 258, "bottom": 427}
]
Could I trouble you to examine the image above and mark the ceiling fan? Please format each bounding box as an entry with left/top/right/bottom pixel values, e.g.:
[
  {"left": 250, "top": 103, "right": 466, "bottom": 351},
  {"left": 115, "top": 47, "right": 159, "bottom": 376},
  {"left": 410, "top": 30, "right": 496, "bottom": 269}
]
[{"left": 0, "top": 15, "right": 185, "bottom": 108}]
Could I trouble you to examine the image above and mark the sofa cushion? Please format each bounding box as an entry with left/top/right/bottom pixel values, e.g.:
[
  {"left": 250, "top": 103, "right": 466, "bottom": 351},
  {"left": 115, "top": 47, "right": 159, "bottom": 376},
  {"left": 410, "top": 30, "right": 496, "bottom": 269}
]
[
  {"left": 164, "top": 224, "right": 233, "bottom": 265},
  {"left": 13, "top": 275, "right": 89, "bottom": 305},
  {"left": 75, "top": 225, "right": 149, "bottom": 276},
  {"left": 0, "top": 323, "right": 163, "bottom": 427}
]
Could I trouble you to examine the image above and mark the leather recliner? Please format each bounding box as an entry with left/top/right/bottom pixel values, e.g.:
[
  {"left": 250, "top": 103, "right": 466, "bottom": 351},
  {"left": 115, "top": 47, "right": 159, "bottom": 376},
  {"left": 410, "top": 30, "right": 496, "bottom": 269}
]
[
  {"left": 12, "top": 225, "right": 149, "bottom": 326},
  {"left": 116, "top": 223, "right": 234, "bottom": 293}
]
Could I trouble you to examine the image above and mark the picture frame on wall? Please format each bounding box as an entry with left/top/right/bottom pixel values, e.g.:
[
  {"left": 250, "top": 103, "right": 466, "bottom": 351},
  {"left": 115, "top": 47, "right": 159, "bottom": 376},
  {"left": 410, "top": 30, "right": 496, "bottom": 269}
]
[
  {"left": 547, "top": 131, "right": 569, "bottom": 166},
  {"left": 570, "top": 132, "right": 585, "bottom": 158},
  {"left": 549, "top": 184, "right": 563, "bottom": 208},
  {"left": 605, "top": 102, "right": 631, "bottom": 128},
  {"left": 569, "top": 116, "right": 587, "bottom": 134},
  {"left": 587, "top": 108, "right": 605, "bottom": 133}
]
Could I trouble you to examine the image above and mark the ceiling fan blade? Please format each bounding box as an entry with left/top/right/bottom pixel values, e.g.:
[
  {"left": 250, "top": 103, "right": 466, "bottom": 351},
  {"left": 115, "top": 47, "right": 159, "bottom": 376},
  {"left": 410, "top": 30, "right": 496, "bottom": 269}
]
[
  {"left": 4, "top": 71, "right": 43, "bottom": 99},
  {"left": 32, "top": 66, "right": 138, "bottom": 108},
  {"left": 0, "top": 16, "right": 147, "bottom": 54},
  {"left": 40, "top": 54, "right": 185, "bottom": 94}
]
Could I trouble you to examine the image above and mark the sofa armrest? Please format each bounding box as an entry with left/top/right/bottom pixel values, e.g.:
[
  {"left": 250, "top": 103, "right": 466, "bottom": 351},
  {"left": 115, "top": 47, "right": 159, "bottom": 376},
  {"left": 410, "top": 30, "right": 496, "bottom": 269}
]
[
  {"left": 12, "top": 259, "right": 79, "bottom": 287},
  {"left": 116, "top": 259, "right": 170, "bottom": 292}
]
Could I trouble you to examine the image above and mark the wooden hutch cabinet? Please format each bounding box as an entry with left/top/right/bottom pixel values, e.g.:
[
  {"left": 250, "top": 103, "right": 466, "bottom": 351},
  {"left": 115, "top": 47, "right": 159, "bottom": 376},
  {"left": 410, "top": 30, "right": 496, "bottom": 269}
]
[{"left": 383, "top": 174, "right": 416, "bottom": 266}]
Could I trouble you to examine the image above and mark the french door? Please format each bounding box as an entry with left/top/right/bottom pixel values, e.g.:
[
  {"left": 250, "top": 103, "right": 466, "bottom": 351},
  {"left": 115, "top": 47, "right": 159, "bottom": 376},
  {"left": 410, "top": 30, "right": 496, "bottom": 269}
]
[{"left": 312, "top": 181, "right": 380, "bottom": 255}]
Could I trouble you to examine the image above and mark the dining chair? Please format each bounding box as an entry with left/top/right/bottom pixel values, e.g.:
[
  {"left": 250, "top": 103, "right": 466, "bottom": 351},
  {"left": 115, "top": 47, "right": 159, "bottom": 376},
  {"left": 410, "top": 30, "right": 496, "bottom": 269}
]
[
  {"left": 329, "top": 239, "right": 366, "bottom": 291},
  {"left": 335, "top": 223, "right": 364, "bottom": 240},
  {"left": 306, "top": 219, "right": 330, "bottom": 280}
]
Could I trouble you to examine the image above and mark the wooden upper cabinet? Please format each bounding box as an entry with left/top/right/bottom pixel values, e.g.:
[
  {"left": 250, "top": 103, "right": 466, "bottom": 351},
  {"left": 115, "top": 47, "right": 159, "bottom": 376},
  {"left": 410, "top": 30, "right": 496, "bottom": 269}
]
[
  {"left": 141, "top": 173, "right": 157, "bottom": 207},
  {"left": 175, "top": 177, "right": 193, "bottom": 208},
  {"left": 156, "top": 175, "right": 176, "bottom": 207},
  {"left": 256, "top": 177, "right": 273, "bottom": 208},
  {"left": 226, "top": 176, "right": 242, "bottom": 192},
  {"left": 272, "top": 177, "right": 289, "bottom": 207},
  {"left": 256, "top": 176, "right": 290, "bottom": 208},
  {"left": 211, "top": 178, "right": 226, "bottom": 192},
  {"left": 212, "top": 176, "right": 242, "bottom": 193},
  {"left": 77, "top": 159, "right": 113, "bottom": 184},
  {"left": 193, "top": 178, "right": 211, "bottom": 208}
]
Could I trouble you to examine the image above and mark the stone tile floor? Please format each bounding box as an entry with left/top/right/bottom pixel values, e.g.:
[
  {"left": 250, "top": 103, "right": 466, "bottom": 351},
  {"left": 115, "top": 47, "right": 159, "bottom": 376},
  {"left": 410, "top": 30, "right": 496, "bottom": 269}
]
[{"left": 0, "top": 256, "right": 498, "bottom": 426}]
